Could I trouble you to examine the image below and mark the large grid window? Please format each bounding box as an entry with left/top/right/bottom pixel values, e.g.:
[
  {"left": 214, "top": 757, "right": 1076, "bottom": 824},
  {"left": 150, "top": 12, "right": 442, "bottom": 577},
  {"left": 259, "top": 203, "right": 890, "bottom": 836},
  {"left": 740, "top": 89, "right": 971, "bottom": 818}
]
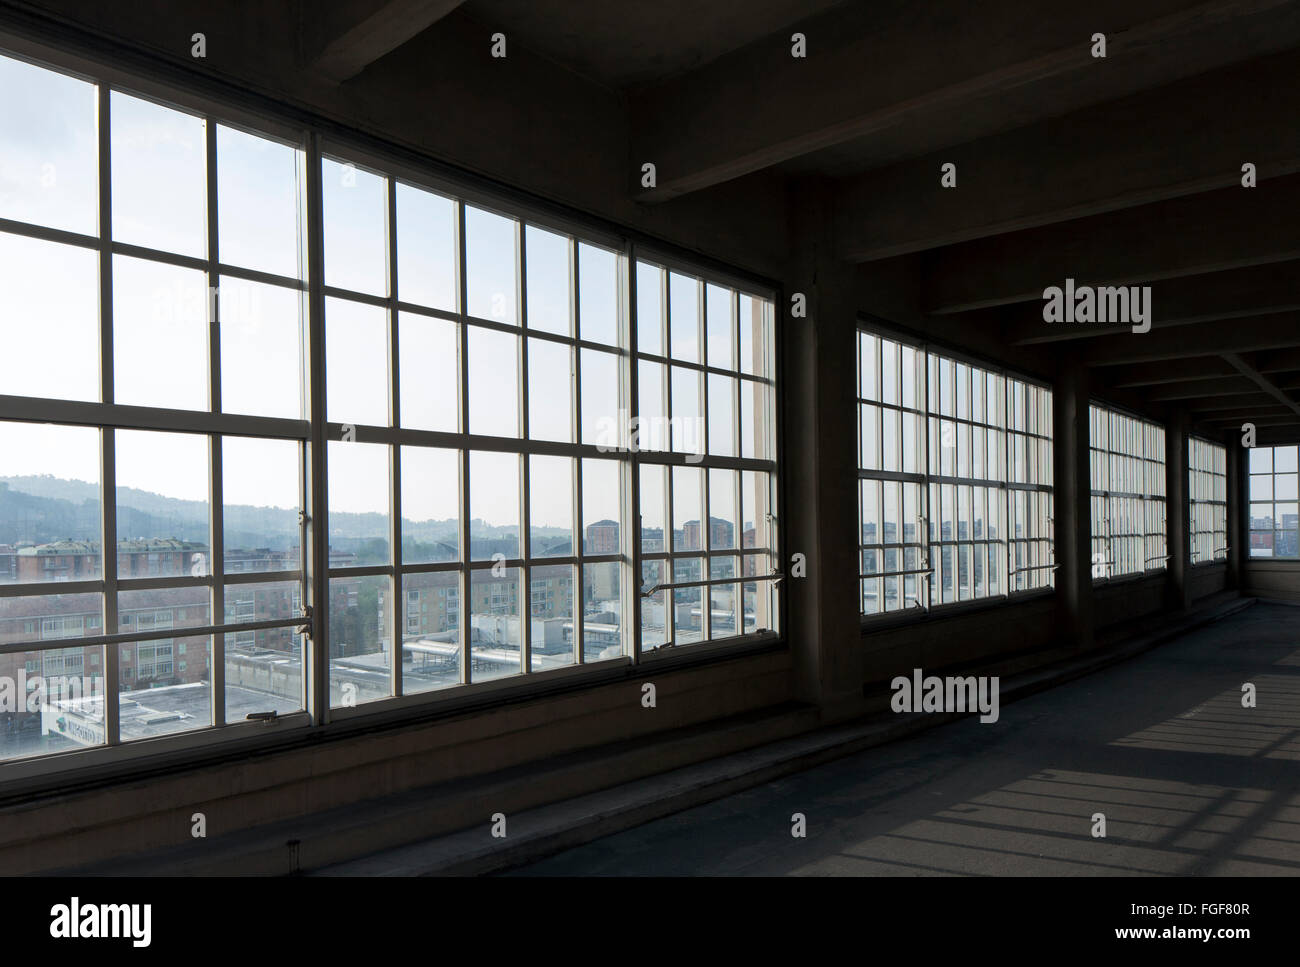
[
  {"left": 0, "top": 56, "right": 310, "bottom": 765},
  {"left": 634, "top": 267, "right": 778, "bottom": 649},
  {"left": 1189, "top": 438, "right": 1227, "bottom": 565},
  {"left": 1248, "top": 445, "right": 1298, "bottom": 558},
  {"left": 0, "top": 46, "right": 780, "bottom": 772},
  {"left": 856, "top": 330, "right": 1053, "bottom": 616},
  {"left": 1089, "top": 405, "right": 1166, "bottom": 580}
]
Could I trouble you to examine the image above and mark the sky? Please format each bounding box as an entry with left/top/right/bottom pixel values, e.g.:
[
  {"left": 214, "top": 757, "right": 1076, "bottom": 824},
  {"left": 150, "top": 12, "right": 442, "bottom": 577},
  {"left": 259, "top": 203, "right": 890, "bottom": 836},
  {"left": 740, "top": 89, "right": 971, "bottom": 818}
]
[{"left": 0, "top": 50, "right": 769, "bottom": 546}]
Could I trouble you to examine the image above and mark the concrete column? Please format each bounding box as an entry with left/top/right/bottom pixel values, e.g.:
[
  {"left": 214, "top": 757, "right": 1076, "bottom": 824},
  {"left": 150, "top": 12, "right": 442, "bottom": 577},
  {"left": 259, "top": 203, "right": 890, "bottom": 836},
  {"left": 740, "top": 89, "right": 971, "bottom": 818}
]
[
  {"left": 783, "top": 179, "right": 864, "bottom": 714},
  {"left": 1052, "top": 362, "right": 1093, "bottom": 651},
  {"left": 1165, "top": 411, "right": 1191, "bottom": 612}
]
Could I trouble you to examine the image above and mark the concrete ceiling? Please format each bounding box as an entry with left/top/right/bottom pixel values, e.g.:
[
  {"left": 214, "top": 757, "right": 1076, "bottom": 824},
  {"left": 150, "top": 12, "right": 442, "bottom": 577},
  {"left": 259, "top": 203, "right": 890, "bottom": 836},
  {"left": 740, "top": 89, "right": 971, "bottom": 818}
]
[{"left": 461, "top": 0, "right": 848, "bottom": 89}]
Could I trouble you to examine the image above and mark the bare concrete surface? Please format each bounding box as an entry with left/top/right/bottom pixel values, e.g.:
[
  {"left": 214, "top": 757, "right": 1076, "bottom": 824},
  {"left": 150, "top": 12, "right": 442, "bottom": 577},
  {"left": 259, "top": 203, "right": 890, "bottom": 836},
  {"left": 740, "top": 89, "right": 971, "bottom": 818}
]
[{"left": 508, "top": 604, "right": 1300, "bottom": 876}]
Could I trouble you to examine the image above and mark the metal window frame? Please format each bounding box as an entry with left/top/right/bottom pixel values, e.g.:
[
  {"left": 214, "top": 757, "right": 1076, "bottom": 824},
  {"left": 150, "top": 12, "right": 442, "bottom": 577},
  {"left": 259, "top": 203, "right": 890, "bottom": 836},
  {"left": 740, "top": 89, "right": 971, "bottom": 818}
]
[
  {"left": 856, "top": 325, "right": 1055, "bottom": 620},
  {"left": 1088, "top": 402, "right": 1168, "bottom": 582},
  {"left": 1188, "top": 435, "right": 1228, "bottom": 566},
  {"left": 0, "top": 34, "right": 784, "bottom": 779},
  {"left": 1245, "top": 443, "right": 1298, "bottom": 561}
]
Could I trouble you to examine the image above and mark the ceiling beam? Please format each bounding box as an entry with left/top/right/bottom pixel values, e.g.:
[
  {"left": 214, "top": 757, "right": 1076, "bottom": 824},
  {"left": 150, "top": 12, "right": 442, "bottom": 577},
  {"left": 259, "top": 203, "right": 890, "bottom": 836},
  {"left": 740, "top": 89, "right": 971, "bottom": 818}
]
[
  {"left": 1144, "top": 378, "right": 1262, "bottom": 401},
  {"left": 836, "top": 48, "right": 1300, "bottom": 261},
  {"left": 1222, "top": 352, "right": 1300, "bottom": 418},
  {"left": 312, "top": 0, "right": 467, "bottom": 81},
  {"left": 631, "top": 0, "right": 1300, "bottom": 201},
  {"left": 995, "top": 261, "right": 1300, "bottom": 345},
  {"left": 1107, "top": 359, "right": 1237, "bottom": 388},
  {"left": 1083, "top": 312, "right": 1300, "bottom": 365},
  {"left": 1249, "top": 348, "right": 1300, "bottom": 373},
  {"left": 923, "top": 176, "right": 1300, "bottom": 314}
]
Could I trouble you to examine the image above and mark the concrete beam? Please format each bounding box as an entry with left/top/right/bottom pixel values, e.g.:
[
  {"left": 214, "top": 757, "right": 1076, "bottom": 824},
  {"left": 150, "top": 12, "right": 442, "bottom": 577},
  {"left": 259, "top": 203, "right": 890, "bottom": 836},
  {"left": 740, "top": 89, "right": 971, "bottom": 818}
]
[
  {"left": 1083, "top": 312, "right": 1300, "bottom": 365},
  {"left": 312, "top": 0, "right": 467, "bottom": 81},
  {"left": 1145, "top": 378, "right": 1263, "bottom": 401},
  {"left": 632, "top": 0, "right": 1300, "bottom": 201},
  {"left": 837, "top": 48, "right": 1300, "bottom": 262},
  {"left": 1249, "top": 348, "right": 1300, "bottom": 373},
  {"left": 1107, "top": 359, "right": 1237, "bottom": 388},
  {"left": 925, "top": 176, "right": 1300, "bottom": 314},
  {"left": 1002, "top": 261, "right": 1300, "bottom": 345},
  {"left": 1222, "top": 352, "right": 1300, "bottom": 418}
]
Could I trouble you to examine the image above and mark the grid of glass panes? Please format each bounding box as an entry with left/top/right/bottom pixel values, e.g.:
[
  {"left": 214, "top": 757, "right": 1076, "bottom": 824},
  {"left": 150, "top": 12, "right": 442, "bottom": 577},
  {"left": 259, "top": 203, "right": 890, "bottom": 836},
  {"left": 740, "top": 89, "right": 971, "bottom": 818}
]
[
  {"left": 1248, "top": 445, "right": 1299, "bottom": 559},
  {"left": 857, "top": 332, "right": 927, "bottom": 614},
  {"left": 856, "top": 329, "right": 1054, "bottom": 616},
  {"left": 321, "top": 156, "right": 640, "bottom": 705},
  {"left": 927, "top": 351, "right": 1015, "bottom": 605},
  {"left": 0, "top": 43, "right": 781, "bottom": 774},
  {"left": 634, "top": 261, "right": 779, "bottom": 648},
  {"left": 1088, "top": 405, "right": 1166, "bottom": 580},
  {"left": 1006, "top": 376, "right": 1055, "bottom": 592},
  {"left": 0, "top": 51, "right": 311, "bottom": 764},
  {"left": 1189, "top": 438, "right": 1227, "bottom": 565}
]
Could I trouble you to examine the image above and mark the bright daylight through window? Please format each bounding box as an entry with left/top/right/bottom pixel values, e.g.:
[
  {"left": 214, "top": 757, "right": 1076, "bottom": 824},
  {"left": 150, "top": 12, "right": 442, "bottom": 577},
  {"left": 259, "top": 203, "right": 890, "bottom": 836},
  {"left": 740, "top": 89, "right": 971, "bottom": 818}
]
[
  {"left": 856, "top": 328, "right": 1054, "bottom": 617},
  {"left": 0, "top": 47, "right": 780, "bottom": 769}
]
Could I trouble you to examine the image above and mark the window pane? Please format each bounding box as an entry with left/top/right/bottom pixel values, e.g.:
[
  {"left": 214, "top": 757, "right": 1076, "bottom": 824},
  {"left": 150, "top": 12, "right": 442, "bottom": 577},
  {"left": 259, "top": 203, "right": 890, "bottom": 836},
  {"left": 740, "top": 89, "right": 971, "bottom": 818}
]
[
  {"left": 637, "top": 360, "right": 667, "bottom": 452},
  {"left": 226, "top": 620, "right": 306, "bottom": 720},
  {"left": 640, "top": 465, "right": 666, "bottom": 554},
  {"left": 329, "top": 574, "right": 390, "bottom": 706},
  {"left": 739, "top": 293, "right": 769, "bottom": 378},
  {"left": 220, "top": 277, "right": 304, "bottom": 420},
  {"left": 0, "top": 421, "right": 101, "bottom": 582},
  {"left": 400, "top": 446, "right": 459, "bottom": 564},
  {"left": 524, "top": 225, "right": 570, "bottom": 336},
  {"left": 111, "top": 92, "right": 206, "bottom": 257},
  {"left": 469, "top": 450, "right": 519, "bottom": 561},
  {"left": 669, "top": 272, "right": 699, "bottom": 362},
  {"left": 399, "top": 312, "right": 458, "bottom": 433},
  {"left": 470, "top": 567, "right": 521, "bottom": 682},
  {"left": 326, "top": 297, "right": 389, "bottom": 427},
  {"left": 671, "top": 366, "right": 702, "bottom": 456},
  {"left": 528, "top": 338, "right": 572, "bottom": 442},
  {"left": 396, "top": 183, "right": 456, "bottom": 311},
  {"left": 114, "top": 255, "right": 209, "bottom": 411},
  {"left": 636, "top": 261, "right": 664, "bottom": 355},
  {"left": 465, "top": 205, "right": 517, "bottom": 324},
  {"left": 582, "top": 458, "right": 620, "bottom": 554},
  {"left": 0, "top": 635, "right": 105, "bottom": 761},
  {"left": 327, "top": 440, "right": 390, "bottom": 566},
  {"left": 223, "top": 436, "right": 301, "bottom": 573},
  {"left": 217, "top": 124, "right": 303, "bottom": 278},
  {"left": 530, "top": 564, "right": 574, "bottom": 669},
  {"left": 116, "top": 430, "right": 210, "bottom": 578},
  {"left": 468, "top": 326, "right": 519, "bottom": 437},
  {"left": 581, "top": 348, "right": 619, "bottom": 447},
  {"left": 578, "top": 242, "right": 619, "bottom": 346},
  {"left": 401, "top": 571, "right": 461, "bottom": 694},
  {"left": 0, "top": 233, "right": 99, "bottom": 402},
  {"left": 0, "top": 54, "right": 97, "bottom": 234},
  {"left": 706, "top": 284, "right": 734, "bottom": 370},
  {"left": 673, "top": 466, "right": 703, "bottom": 552},
  {"left": 116, "top": 634, "right": 209, "bottom": 742},
  {"left": 322, "top": 158, "right": 386, "bottom": 297},
  {"left": 708, "top": 374, "right": 736, "bottom": 457},
  {"left": 583, "top": 562, "right": 621, "bottom": 661},
  {"left": 709, "top": 469, "right": 738, "bottom": 550},
  {"left": 529, "top": 455, "right": 573, "bottom": 558}
]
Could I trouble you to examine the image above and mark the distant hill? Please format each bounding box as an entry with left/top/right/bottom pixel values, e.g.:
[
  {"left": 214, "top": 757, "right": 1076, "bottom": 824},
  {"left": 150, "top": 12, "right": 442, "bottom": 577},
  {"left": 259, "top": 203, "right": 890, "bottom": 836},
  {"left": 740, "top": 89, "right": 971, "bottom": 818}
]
[{"left": 0, "top": 476, "right": 572, "bottom": 553}]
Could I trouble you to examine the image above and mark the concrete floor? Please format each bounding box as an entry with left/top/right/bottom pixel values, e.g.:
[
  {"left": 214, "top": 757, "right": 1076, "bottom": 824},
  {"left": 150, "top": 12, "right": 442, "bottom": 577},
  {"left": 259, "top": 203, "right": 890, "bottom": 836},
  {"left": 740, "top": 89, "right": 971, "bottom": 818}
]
[{"left": 509, "top": 604, "right": 1300, "bottom": 876}]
